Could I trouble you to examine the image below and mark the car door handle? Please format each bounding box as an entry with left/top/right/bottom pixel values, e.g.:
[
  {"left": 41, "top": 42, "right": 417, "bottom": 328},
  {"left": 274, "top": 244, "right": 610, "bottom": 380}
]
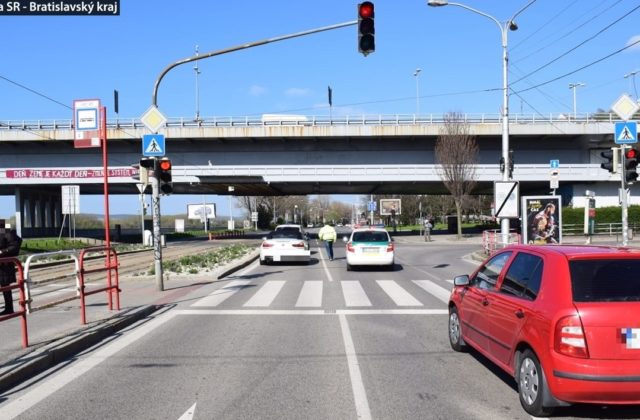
[{"left": 515, "top": 310, "right": 525, "bottom": 319}]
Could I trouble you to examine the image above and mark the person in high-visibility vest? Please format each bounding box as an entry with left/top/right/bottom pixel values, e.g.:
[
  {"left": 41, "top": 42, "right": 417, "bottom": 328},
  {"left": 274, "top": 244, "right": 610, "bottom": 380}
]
[{"left": 318, "top": 223, "right": 337, "bottom": 261}]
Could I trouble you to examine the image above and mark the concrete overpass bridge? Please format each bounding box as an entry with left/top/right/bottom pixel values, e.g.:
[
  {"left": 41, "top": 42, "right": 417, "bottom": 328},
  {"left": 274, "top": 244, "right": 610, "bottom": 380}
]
[{"left": 0, "top": 112, "right": 631, "bottom": 235}]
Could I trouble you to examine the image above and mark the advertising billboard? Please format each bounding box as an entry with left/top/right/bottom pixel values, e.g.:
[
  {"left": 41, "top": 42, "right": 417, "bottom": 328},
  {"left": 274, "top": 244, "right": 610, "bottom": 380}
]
[
  {"left": 521, "top": 196, "right": 562, "bottom": 244},
  {"left": 187, "top": 204, "right": 216, "bottom": 220},
  {"left": 379, "top": 199, "right": 401, "bottom": 216}
]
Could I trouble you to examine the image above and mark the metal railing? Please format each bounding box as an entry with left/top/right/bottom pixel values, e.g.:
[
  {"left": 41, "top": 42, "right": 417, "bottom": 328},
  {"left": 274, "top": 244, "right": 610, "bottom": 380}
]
[
  {"left": 23, "top": 250, "right": 81, "bottom": 314},
  {"left": 0, "top": 112, "right": 621, "bottom": 131},
  {"left": 0, "top": 258, "right": 28, "bottom": 348},
  {"left": 78, "top": 246, "right": 120, "bottom": 325}
]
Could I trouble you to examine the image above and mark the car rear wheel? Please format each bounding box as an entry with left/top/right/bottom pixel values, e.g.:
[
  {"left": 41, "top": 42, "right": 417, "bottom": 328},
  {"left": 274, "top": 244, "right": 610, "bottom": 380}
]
[
  {"left": 517, "top": 349, "right": 553, "bottom": 417},
  {"left": 448, "top": 306, "right": 468, "bottom": 352},
  {"left": 346, "top": 263, "right": 352, "bottom": 271},
  {"left": 259, "top": 258, "right": 266, "bottom": 265}
]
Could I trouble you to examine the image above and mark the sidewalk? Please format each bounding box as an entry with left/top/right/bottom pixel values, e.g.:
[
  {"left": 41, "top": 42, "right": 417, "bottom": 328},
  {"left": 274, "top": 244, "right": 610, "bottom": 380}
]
[{"left": 0, "top": 248, "right": 259, "bottom": 393}]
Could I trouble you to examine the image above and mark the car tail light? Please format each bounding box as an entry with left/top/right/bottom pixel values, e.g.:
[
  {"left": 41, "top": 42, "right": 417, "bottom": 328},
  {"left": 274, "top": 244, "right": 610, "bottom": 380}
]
[
  {"left": 346, "top": 242, "right": 355, "bottom": 253},
  {"left": 261, "top": 242, "right": 273, "bottom": 248},
  {"left": 386, "top": 242, "right": 394, "bottom": 252},
  {"left": 554, "top": 315, "right": 589, "bottom": 359},
  {"left": 292, "top": 242, "right": 305, "bottom": 248}
]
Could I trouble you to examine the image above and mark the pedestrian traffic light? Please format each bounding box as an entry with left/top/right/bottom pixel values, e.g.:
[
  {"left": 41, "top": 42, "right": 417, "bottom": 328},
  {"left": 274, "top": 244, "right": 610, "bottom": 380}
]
[
  {"left": 156, "top": 157, "right": 173, "bottom": 194},
  {"left": 600, "top": 148, "right": 618, "bottom": 173},
  {"left": 133, "top": 157, "right": 155, "bottom": 190},
  {"left": 624, "top": 148, "right": 639, "bottom": 184},
  {"left": 358, "top": 2, "right": 375, "bottom": 56},
  {"left": 508, "top": 150, "right": 514, "bottom": 179}
]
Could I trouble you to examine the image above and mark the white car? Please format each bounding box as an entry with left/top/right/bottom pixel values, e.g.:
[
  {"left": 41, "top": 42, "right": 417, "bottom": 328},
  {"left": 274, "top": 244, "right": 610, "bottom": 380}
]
[
  {"left": 343, "top": 227, "right": 395, "bottom": 271},
  {"left": 260, "top": 226, "right": 310, "bottom": 265}
]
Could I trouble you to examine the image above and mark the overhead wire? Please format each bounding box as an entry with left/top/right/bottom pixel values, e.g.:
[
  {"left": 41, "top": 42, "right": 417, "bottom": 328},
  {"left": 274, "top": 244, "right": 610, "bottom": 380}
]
[
  {"left": 513, "top": 0, "right": 622, "bottom": 64},
  {"left": 511, "top": 3, "right": 640, "bottom": 86},
  {"left": 514, "top": 38, "right": 640, "bottom": 94},
  {"left": 511, "top": 0, "right": 580, "bottom": 53},
  {"left": 0, "top": 73, "right": 140, "bottom": 139}
]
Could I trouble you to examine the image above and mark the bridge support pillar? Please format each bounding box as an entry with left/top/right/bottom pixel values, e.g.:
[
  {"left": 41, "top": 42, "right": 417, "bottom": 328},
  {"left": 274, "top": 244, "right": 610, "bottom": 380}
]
[{"left": 13, "top": 187, "right": 63, "bottom": 238}]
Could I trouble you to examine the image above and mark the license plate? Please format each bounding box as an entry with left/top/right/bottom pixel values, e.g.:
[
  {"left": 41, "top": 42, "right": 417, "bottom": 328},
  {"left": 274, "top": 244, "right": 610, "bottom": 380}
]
[
  {"left": 621, "top": 328, "right": 640, "bottom": 349},
  {"left": 273, "top": 255, "right": 281, "bottom": 262},
  {"left": 362, "top": 247, "right": 379, "bottom": 253}
]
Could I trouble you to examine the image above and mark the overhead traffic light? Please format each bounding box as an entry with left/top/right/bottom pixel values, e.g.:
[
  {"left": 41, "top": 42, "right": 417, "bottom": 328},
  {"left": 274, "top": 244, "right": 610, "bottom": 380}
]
[
  {"left": 600, "top": 148, "right": 618, "bottom": 173},
  {"left": 624, "top": 148, "right": 639, "bottom": 184},
  {"left": 358, "top": 2, "right": 375, "bottom": 56},
  {"left": 156, "top": 157, "right": 173, "bottom": 194}
]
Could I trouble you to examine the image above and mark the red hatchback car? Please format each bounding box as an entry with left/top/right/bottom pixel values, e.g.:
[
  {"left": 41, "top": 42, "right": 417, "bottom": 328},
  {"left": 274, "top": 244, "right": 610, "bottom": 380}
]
[{"left": 448, "top": 244, "right": 640, "bottom": 416}]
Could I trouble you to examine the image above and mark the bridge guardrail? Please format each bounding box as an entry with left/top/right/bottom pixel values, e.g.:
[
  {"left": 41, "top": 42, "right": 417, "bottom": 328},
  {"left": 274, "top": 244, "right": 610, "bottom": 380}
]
[{"left": 0, "top": 112, "right": 622, "bottom": 131}]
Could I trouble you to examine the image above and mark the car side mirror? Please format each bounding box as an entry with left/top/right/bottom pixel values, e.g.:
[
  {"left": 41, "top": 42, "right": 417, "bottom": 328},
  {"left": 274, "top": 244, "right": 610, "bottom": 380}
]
[
  {"left": 342, "top": 236, "right": 348, "bottom": 243},
  {"left": 453, "top": 275, "right": 470, "bottom": 287}
]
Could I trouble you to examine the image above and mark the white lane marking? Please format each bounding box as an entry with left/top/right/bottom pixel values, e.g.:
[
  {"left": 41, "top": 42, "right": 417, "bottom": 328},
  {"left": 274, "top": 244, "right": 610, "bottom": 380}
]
[
  {"left": 295, "top": 281, "right": 323, "bottom": 307},
  {"left": 376, "top": 280, "right": 423, "bottom": 306},
  {"left": 412, "top": 280, "right": 451, "bottom": 304},
  {"left": 178, "top": 402, "right": 196, "bottom": 420},
  {"left": 243, "top": 280, "right": 285, "bottom": 307},
  {"left": 341, "top": 281, "right": 372, "bottom": 307},
  {"left": 191, "top": 280, "right": 252, "bottom": 307},
  {"left": 318, "top": 241, "right": 334, "bottom": 282},
  {"left": 339, "top": 314, "right": 372, "bottom": 420},
  {"left": 0, "top": 310, "right": 177, "bottom": 419},
  {"left": 176, "top": 309, "right": 327, "bottom": 316},
  {"left": 337, "top": 309, "right": 447, "bottom": 315}
]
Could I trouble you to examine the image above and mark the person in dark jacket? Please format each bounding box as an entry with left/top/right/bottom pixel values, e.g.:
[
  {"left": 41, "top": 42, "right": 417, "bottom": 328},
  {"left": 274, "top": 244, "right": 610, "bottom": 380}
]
[{"left": 0, "top": 220, "right": 22, "bottom": 315}]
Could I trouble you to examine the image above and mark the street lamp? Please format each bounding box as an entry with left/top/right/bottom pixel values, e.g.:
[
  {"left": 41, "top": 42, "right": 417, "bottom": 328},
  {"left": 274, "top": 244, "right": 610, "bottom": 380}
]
[
  {"left": 568, "top": 82, "right": 585, "bottom": 120},
  {"left": 413, "top": 68, "right": 422, "bottom": 116},
  {"left": 624, "top": 70, "right": 639, "bottom": 100},
  {"left": 427, "top": 0, "right": 534, "bottom": 245}
]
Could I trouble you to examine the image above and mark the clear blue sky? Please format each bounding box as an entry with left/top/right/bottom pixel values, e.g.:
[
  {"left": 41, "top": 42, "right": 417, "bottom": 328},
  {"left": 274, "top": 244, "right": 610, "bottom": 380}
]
[{"left": 1, "top": 0, "right": 639, "bottom": 217}]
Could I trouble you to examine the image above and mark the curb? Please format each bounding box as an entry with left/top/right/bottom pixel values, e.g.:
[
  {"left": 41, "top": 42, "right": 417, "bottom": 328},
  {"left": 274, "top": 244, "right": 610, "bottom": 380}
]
[
  {"left": 217, "top": 249, "right": 260, "bottom": 279},
  {"left": 0, "top": 304, "right": 158, "bottom": 394}
]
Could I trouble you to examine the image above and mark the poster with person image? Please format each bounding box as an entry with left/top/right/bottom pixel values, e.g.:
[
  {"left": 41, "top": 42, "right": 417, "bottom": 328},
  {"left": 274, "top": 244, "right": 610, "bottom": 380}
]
[{"left": 522, "top": 196, "right": 562, "bottom": 245}]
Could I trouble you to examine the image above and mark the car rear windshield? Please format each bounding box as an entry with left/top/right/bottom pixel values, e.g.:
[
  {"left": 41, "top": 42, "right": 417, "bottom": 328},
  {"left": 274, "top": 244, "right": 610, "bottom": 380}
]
[
  {"left": 569, "top": 259, "right": 640, "bottom": 302},
  {"left": 271, "top": 230, "right": 303, "bottom": 239},
  {"left": 352, "top": 231, "right": 389, "bottom": 243}
]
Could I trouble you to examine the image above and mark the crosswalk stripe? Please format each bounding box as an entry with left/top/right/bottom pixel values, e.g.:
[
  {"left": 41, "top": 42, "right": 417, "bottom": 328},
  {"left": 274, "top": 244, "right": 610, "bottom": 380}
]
[
  {"left": 341, "top": 281, "right": 372, "bottom": 307},
  {"left": 412, "top": 280, "right": 451, "bottom": 304},
  {"left": 244, "top": 280, "right": 286, "bottom": 307},
  {"left": 191, "top": 280, "right": 251, "bottom": 307},
  {"left": 295, "top": 281, "right": 323, "bottom": 307},
  {"left": 376, "top": 280, "right": 423, "bottom": 306}
]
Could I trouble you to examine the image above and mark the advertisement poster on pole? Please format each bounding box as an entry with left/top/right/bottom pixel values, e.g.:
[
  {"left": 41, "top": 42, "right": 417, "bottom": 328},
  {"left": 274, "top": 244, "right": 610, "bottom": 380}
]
[
  {"left": 521, "top": 196, "right": 562, "bottom": 245},
  {"left": 187, "top": 204, "right": 216, "bottom": 220}
]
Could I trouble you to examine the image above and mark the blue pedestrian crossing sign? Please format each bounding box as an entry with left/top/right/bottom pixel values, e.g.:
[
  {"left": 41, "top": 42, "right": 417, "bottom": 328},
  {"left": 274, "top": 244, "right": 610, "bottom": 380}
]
[
  {"left": 142, "top": 134, "right": 165, "bottom": 156},
  {"left": 614, "top": 121, "right": 637, "bottom": 144}
]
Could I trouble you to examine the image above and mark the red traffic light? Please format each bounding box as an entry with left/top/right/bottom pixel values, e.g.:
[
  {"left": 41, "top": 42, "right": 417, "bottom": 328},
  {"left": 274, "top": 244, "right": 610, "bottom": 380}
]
[
  {"left": 626, "top": 148, "right": 638, "bottom": 159},
  {"left": 358, "top": 2, "right": 374, "bottom": 18},
  {"left": 159, "top": 159, "right": 172, "bottom": 171}
]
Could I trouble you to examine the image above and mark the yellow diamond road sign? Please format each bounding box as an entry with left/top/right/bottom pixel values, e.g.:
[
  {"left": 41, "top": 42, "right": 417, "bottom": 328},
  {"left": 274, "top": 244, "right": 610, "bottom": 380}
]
[
  {"left": 140, "top": 105, "right": 167, "bottom": 133},
  {"left": 611, "top": 94, "right": 639, "bottom": 121}
]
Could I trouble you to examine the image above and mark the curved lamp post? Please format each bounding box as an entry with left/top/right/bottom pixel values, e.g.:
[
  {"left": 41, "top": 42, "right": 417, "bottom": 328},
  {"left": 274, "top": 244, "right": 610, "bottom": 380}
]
[{"left": 427, "top": 0, "right": 535, "bottom": 245}]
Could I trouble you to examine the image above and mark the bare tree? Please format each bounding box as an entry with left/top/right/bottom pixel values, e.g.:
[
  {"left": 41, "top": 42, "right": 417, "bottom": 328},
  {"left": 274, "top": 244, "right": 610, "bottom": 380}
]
[{"left": 435, "top": 112, "right": 479, "bottom": 239}]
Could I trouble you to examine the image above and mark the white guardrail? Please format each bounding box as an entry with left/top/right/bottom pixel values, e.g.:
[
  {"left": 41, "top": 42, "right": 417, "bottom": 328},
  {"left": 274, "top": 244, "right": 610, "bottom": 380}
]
[{"left": 0, "top": 112, "right": 622, "bottom": 131}]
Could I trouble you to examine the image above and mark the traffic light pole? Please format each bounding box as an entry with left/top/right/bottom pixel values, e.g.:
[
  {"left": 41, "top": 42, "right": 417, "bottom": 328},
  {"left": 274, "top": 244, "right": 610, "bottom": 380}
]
[
  {"left": 151, "top": 167, "right": 164, "bottom": 291},
  {"left": 621, "top": 145, "right": 629, "bottom": 246}
]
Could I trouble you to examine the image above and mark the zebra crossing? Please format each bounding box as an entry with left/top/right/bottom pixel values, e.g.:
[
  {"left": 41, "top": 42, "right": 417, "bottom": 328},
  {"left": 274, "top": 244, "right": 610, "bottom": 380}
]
[{"left": 191, "top": 279, "right": 452, "bottom": 309}]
